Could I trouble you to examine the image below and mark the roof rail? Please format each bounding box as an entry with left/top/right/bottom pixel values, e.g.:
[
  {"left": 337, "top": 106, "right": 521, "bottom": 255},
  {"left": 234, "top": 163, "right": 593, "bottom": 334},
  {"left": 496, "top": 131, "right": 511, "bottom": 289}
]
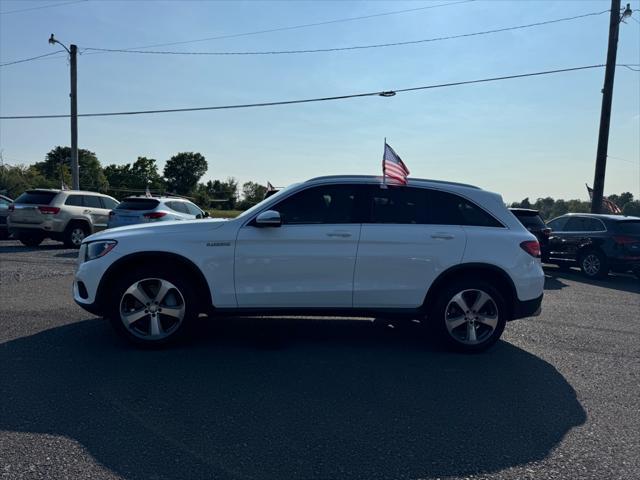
[{"left": 305, "top": 175, "right": 480, "bottom": 190}]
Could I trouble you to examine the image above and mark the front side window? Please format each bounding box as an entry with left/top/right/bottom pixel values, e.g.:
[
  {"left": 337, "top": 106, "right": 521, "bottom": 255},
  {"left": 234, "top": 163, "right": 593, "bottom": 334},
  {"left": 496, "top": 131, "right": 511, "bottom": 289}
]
[
  {"left": 101, "top": 197, "right": 118, "bottom": 210},
  {"left": 272, "top": 185, "right": 363, "bottom": 225},
  {"left": 167, "top": 201, "right": 189, "bottom": 214},
  {"left": 83, "top": 195, "right": 102, "bottom": 208},
  {"left": 584, "top": 218, "right": 606, "bottom": 232},
  {"left": 565, "top": 217, "right": 588, "bottom": 232},
  {"left": 547, "top": 217, "right": 568, "bottom": 232},
  {"left": 185, "top": 202, "right": 203, "bottom": 217}
]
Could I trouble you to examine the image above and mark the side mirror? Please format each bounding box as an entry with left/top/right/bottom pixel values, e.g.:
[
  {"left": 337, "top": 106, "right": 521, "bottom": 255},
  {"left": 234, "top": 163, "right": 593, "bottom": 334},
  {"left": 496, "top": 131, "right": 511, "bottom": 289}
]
[
  {"left": 255, "top": 210, "right": 281, "bottom": 227},
  {"left": 203, "top": 211, "right": 210, "bottom": 218}
]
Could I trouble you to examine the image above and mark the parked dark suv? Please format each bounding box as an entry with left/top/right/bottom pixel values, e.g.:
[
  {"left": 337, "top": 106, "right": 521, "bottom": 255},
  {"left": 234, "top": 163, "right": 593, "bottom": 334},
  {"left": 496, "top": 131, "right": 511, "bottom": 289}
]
[
  {"left": 546, "top": 213, "right": 640, "bottom": 279},
  {"left": 509, "top": 209, "right": 551, "bottom": 261}
]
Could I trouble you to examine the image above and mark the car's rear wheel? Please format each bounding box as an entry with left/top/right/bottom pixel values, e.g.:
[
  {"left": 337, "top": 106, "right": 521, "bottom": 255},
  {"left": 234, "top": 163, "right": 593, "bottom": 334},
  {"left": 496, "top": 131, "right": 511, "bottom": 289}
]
[
  {"left": 64, "top": 223, "right": 89, "bottom": 248},
  {"left": 106, "top": 267, "right": 197, "bottom": 347},
  {"left": 19, "top": 233, "right": 44, "bottom": 247},
  {"left": 579, "top": 250, "right": 609, "bottom": 279},
  {"left": 430, "top": 279, "right": 507, "bottom": 353}
]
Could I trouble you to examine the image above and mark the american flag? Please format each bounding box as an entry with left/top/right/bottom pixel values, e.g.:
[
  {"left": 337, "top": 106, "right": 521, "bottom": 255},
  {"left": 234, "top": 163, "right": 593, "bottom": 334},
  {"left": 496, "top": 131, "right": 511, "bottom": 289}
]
[
  {"left": 586, "top": 184, "right": 622, "bottom": 214},
  {"left": 383, "top": 142, "right": 410, "bottom": 185}
]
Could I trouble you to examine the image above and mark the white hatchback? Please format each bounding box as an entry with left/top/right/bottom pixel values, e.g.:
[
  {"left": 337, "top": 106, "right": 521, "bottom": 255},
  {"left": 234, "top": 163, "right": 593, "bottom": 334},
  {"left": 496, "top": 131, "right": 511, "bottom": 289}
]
[{"left": 73, "top": 176, "right": 544, "bottom": 352}]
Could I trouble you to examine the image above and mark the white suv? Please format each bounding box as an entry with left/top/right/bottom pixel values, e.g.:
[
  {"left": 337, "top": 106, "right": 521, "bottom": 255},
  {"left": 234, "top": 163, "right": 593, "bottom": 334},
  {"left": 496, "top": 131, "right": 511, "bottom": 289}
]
[{"left": 73, "top": 176, "right": 544, "bottom": 352}]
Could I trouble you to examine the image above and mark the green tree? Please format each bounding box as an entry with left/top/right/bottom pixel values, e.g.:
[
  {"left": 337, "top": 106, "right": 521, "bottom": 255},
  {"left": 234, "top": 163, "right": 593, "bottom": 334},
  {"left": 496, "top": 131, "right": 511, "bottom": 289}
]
[
  {"left": 131, "top": 157, "right": 164, "bottom": 190},
  {"left": 163, "top": 152, "right": 207, "bottom": 195},
  {"left": 622, "top": 200, "right": 640, "bottom": 217},
  {"left": 0, "top": 164, "right": 57, "bottom": 199},
  {"left": 616, "top": 192, "right": 634, "bottom": 209},
  {"left": 34, "top": 146, "right": 108, "bottom": 192},
  {"left": 238, "top": 181, "right": 267, "bottom": 209},
  {"left": 198, "top": 178, "right": 238, "bottom": 209},
  {"left": 104, "top": 157, "right": 165, "bottom": 197},
  {"left": 549, "top": 199, "right": 569, "bottom": 219}
]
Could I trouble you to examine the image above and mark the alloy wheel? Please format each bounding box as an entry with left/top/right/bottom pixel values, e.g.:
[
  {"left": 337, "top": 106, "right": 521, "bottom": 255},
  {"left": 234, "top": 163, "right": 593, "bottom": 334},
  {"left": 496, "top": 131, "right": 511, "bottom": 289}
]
[
  {"left": 71, "top": 228, "right": 86, "bottom": 246},
  {"left": 119, "top": 278, "right": 186, "bottom": 340},
  {"left": 582, "top": 254, "right": 601, "bottom": 277},
  {"left": 444, "top": 289, "right": 499, "bottom": 345}
]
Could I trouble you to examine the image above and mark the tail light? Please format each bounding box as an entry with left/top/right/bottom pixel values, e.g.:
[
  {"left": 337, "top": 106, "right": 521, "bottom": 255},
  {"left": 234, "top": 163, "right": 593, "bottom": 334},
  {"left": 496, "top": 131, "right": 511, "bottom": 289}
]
[
  {"left": 143, "top": 211, "right": 167, "bottom": 220},
  {"left": 38, "top": 206, "right": 60, "bottom": 215},
  {"left": 520, "top": 240, "right": 541, "bottom": 258},
  {"left": 542, "top": 228, "right": 552, "bottom": 237},
  {"left": 613, "top": 235, "right": 638, "bottom": 245}
]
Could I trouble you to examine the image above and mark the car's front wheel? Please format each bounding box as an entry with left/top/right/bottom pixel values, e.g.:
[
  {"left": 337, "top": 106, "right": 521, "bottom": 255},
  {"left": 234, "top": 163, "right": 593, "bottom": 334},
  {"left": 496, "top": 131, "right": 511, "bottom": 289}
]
[
  {"left": 106, "top": 267, "right": 197, "bottom": 346},
  {"left": 431, "top": 279, "right": 507, "bottom": 353},
  {"left": 19, "top": 233, "right": 44, "bottom": 247}
]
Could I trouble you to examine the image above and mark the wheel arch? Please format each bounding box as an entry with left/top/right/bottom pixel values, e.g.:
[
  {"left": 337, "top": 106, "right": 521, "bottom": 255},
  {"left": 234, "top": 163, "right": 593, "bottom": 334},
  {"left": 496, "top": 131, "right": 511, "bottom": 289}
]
[
  {"left": 96, "top": 251, "right": 213, "bottom": 314},
  {"left": 422, "top": 263, "right": 517, "bottom": 320},
  {"left": 66, "top": 218, "right": 92, "bottom": 233}
]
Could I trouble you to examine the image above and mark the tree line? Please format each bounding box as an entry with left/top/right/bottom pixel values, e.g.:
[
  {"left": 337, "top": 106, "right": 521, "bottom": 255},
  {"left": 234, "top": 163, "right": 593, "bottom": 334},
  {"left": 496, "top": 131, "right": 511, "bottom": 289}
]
[
  {"left": 0, "top": 146, "right": 268, "bottom": 210},
  {"left": 2, "top": 145, "right": 639, "bottom": 216},
  {"left": 510, "top": 193, "right": 640, "bottom": 218}
]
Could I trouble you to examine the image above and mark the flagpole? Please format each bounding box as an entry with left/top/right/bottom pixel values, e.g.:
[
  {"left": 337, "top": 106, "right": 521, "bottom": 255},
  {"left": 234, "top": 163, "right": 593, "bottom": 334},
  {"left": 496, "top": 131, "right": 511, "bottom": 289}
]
[{"left": 382, "top": 137, "right": 387, "bottom": 188}]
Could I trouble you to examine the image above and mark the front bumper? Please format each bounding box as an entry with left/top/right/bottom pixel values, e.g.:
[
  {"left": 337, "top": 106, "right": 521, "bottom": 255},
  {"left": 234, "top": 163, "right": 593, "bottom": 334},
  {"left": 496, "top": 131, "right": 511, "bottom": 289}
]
[{"left": 510, "top": 293, "right": 543, "bottom": 321}]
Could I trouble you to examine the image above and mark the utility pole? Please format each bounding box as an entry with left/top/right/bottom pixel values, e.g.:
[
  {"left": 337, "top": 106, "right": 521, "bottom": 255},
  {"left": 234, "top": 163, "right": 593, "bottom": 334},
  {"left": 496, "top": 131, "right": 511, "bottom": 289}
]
[
  {"left": 49, "top": 34, "right": 79, "bottom": 190},
  {"left": 591, "top": 2, "right": 631, "bottom": 213}
]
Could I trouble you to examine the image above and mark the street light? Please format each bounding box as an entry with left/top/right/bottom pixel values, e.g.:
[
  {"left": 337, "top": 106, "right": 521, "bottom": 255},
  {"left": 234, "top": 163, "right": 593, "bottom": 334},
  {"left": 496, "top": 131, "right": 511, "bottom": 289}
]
[{"left": 49, "top": 34, "right": 79, "bottom": 190}]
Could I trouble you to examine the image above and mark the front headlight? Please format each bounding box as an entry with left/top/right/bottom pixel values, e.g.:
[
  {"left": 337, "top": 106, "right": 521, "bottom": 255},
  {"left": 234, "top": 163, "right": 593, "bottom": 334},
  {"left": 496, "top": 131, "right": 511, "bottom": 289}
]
[{"left": 85, "top": 240, "right": 117, "bottom": 262}]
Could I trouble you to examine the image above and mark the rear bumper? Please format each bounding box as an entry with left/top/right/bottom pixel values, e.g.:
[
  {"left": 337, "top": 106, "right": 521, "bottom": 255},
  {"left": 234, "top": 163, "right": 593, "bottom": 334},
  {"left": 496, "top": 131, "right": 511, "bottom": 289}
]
[
  {"left": 8, "top": 225, "right": 64, "bottom": 239},
  {"left": 510, "top": 293, "right": 543, "bottom": 321}
]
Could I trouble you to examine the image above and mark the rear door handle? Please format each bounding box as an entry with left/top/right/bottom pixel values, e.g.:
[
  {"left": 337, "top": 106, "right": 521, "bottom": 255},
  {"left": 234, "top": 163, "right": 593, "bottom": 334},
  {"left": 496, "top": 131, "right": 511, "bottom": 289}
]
[
  {"left": 431, "top": 233, "right": 454, "bottom": 240},
  {"left": 327, "top": 232, "right": 352, "bottom": 238},
  {"left": 83, "top": 209, "right": 92, "bottom": 214}
]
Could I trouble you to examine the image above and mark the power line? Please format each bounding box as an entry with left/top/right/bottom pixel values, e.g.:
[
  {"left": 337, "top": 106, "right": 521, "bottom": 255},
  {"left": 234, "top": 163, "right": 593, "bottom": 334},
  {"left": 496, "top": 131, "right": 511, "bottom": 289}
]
[
  {"left": 0, "top": 0, "right": 88, "bottom": 15},
  {"left": 0, "top": 64, "right": 609, "bottom": 120},
  {"left": 83, "top": 10, "right": 611, "bottom": 57},
  {"left": 96, "top": 0, "right": 475, "bottom": 52},
  {"left": 0, "top": 50, "right": 66, "bottom": 67}
]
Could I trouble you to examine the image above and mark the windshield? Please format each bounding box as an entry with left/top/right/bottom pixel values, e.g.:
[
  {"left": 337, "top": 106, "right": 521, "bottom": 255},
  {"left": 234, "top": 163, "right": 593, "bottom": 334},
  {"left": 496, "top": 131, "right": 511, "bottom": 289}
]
[{"left": 235, "top": 183, "right": 300, "bottom": 219}]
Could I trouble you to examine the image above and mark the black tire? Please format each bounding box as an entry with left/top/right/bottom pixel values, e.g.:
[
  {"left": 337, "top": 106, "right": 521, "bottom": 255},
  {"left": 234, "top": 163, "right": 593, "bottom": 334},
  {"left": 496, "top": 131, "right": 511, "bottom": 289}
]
[
  {"left": 579, "top": 249, "right": 609, "bottom": 280},
  {"left": 105, "top": 265, "right": 199, "bottom": 347},
  {"left": 429, "top": 278, "right": 507, "bottom": 353},
  {"left": 19, "top": 234, "right": 44, "bottom": 247},
  {"left": 64, "top": 223, "right": 89, "bottom": 248}
]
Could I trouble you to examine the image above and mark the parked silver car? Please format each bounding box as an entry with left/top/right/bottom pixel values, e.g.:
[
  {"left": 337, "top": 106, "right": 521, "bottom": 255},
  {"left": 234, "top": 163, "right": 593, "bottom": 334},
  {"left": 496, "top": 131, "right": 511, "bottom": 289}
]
[
  {"left": 107, "top": 196, "right": 208, "bottom": 229},
  {"left": 8, "top": 189, "right": 119, "bottom": 248}
]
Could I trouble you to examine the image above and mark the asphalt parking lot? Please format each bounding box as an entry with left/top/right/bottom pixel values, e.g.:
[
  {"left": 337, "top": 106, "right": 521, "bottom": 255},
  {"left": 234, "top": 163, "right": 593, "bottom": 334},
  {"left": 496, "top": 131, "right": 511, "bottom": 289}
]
[{"left": 0, "top": 239, "right": 638, "bottom": 480}]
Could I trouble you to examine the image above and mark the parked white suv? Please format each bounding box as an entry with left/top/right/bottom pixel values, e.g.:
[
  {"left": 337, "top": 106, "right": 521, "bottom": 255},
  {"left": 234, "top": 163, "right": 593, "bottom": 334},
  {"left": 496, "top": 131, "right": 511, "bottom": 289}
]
[{"left": 73, "top": 176, "right": 544, "bottom": 352}]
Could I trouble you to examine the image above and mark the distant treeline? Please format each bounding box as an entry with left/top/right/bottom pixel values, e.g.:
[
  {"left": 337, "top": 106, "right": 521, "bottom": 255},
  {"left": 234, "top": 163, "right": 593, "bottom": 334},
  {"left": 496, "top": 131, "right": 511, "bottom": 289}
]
[{"left": 0, "top": 146, "right": 267, "bottom": 210}]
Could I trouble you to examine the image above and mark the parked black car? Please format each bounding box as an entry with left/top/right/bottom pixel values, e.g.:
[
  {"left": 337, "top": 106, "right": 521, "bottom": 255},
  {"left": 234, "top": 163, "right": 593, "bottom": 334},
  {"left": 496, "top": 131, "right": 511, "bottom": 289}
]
[
  {"left": 545, "top": 213, "right": 640, "bottom": 279},
  {"left": 509, "top": 208, "right": 551, "bottom": 261},
  {"left": 0, "top": 194, "right": 13, "bottom": 239}
]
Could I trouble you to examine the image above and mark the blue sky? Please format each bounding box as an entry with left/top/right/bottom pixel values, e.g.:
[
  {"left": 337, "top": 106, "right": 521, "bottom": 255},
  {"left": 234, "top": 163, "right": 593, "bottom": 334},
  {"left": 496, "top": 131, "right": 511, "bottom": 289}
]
[{"left": 1, "top": 0, "right": 639, "bottom": 202}]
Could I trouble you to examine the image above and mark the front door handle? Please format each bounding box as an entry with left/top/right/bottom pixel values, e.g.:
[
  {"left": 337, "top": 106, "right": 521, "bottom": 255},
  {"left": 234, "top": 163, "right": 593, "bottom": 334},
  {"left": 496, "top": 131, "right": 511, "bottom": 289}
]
[
  {"left": 327, "top": 232, "right": 352, "bottom": 238},
  {"left": 83, "top": 209, "right": 92, "bottom": 214},
  {"left": 431, "top": 233, "right": 454, "bottom": 240}
]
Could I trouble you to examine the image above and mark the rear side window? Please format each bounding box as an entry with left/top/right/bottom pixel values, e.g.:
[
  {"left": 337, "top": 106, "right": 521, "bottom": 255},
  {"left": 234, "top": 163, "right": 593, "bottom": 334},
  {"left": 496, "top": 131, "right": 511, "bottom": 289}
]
[
  {"left": 429, "top": 190, "right": 502, "bottom": 227},
  {"left": 84, "top": 195, "right": 102, "bottom": 208},
  {"left": 369, "top": 186, "right": 428, "bottom": 224},
  {"left": 15, "top": 191, "right": 57, "bottom": 205},
  {"left": 65, "top": 195, "right": 84, "bottom": 206},
  {"left": 565, "top": 217, "right": 606, "bottom": 232},
  {"left": 615, "top": 221, "right": 640, "bottom": 234},
  {"left": 116, "top": 198, "right": 160, "bottom": 210}
]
